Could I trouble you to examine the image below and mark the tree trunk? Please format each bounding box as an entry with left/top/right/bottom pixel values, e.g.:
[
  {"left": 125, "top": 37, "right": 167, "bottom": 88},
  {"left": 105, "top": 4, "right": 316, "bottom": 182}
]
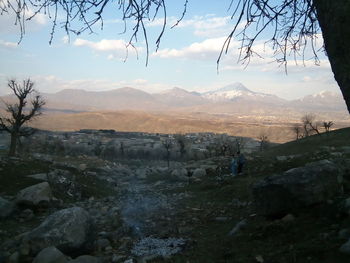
[
  {"left": 9, "top": 133, "right": 18, "bottom": 156},
  {"left": 314, "top": 0, "right": 350, "bottom": 113}
]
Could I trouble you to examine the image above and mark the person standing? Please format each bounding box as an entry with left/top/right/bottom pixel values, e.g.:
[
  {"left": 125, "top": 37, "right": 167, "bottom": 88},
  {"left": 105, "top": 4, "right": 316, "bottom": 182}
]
[
  {"left": 231, "top": 154, "right": 238, "bottom": 176},
  {"left": 237, "top": 151, "right": 246, "bottom": 175}
]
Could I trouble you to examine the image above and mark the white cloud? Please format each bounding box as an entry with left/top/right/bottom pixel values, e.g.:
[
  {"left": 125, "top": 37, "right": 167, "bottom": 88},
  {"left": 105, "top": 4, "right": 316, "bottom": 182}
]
[
  {"left": 73, "top": 38, "right": 141, "bottom": 60},
  {"left": 74, "top": 38, "right": 127, "bottom": 51},
  {"left": 0, "top": 39, "right": 17, "bottom": 48},
  {"left": 148, "top": 15, "right": 239, "bottom": 38},
  {"left": 153, "top": 37, "right": 236, "bottom": 60}
]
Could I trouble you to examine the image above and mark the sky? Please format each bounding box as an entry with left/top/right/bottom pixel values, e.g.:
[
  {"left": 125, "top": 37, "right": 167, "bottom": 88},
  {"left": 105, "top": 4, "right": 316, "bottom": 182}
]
[{"left": 0, "top": 0, "right": 342, "bottom": 100}]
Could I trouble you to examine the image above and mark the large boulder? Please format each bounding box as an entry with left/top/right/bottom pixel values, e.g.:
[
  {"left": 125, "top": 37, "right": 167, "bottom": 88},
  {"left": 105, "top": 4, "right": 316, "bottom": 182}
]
[
  {"left": 192, "top": 168, "right": 206, "bottom": 178},
  {"left": 0, "top": 196, "right": 15, "bottom": 218},
  {"left": 171, "top": 168, "right": 188, "bottom": 181},
  {"left": 16, "top": 182, "right": 53, "bottom": 207},
  {"left": 253, "top": 160, "right": 343, "bottom": 217},
  {"left": 33, "top": 246, "right": 68, "bottom": 263},
  {"left": 23, "top": 207, "right": 91, "bottom": 254}
]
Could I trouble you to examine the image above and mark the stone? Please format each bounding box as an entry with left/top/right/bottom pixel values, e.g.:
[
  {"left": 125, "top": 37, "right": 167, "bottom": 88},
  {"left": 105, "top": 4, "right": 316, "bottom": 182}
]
[
  {"left": 227, "top": 219, "right": 247, "bottom": 236},
  {"left": 26, "top": 173, "right": 48, "bottom": 181},
  {"left": 341, "top": 198, "right": 350, "bottom": 215},
  {"left": 339, "top": 239, "right": 350, "bottom": 254},
  {"left": 19, "top": 209, "right": 34, "bottom": 221},
  {"left": 95, "top": 238, "right": 111, "bottom": 251},
  {"left": 276, "top": 156, "right": 288, "bottom": 161},
  {"left": 192, "top": 168, "right": 206, "bottom": 178},
  {"left": 281, "top": 214, "right": 295, "bottom": 223},
  {"left": 68, "top": 255, "right": 101, "bottom": 263},
  {"left": 33, "top": 246, "right": 68, "bottom": 263},
  {"left": 111, "top": 254, "right": 126, "bottom": 263},
  {"left": 0, "top": 196, "right": 15, "bottom": 218},
  {"left": 253, "top": 160, "right": 342, "bottom": 216},
  {"left": 16, "top": 182, "right": 53, "bottom": 207},
  {"left": 8, "top": 251, "right": 19, "bottom": 263},
  {"left": 78, "top": 164, "right": 87, "bottom": 172},
  {"left": 339, "top": 229, "right": 350, "bottom": 240},
  {"left": 23, "top": 207, "right": 91, "bottom": 254},
  {"left": 171, "top": 168, "right": 188, "bottom": 181}
]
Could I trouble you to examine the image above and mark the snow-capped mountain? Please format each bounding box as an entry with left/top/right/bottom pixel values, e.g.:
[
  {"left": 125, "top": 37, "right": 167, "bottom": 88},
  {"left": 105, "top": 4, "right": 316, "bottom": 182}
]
[
  {"left": 292, "top": 91, "right": 347, "bottom": 111},
  {"left": 203, "top": 82, "right": 286, "bottom": 105}
]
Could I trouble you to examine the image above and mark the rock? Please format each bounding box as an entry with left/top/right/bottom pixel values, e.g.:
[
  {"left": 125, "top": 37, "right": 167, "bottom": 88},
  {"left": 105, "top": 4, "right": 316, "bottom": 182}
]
[
  {"left": 339, "top": 239, "right": 350, "bottom": 254},
  {"left": 341, "top": 198, "right": 350, "bottom": 215},
  {"left": 339, "top": 229, "right": 350, "bottom": 240},
  {"left": 33, "top": 246, "right": 68, "bottom": 263},
  {"left": 8, "top": 251, "right": 19, "bottom": 263},
  {"left": 215, "top": 217, "right": 230, "bottom": 222},
  {"left": 78, "top": 164, "right": 87, "bottom": 171},
  {"left": 68, "top": 255, "right": 101, "bottom": 263},
  {"left": 253, "top": 160, "right": 342, "bottom": 216},
  {"left": 227, "top": 219, "right": 247, "bottom": 236},
  {"left": 26, "top": 173, "right": 48, "bottom": 181},
  {"left": 281, "top": 214, "right": 295, "bottom": 223},
  {"left": 23, "top": 207, "right": 91, "bottom": 254},
  {"left": 171, "top": 168, "right": 188, "bottom": 181},
  {"left": 192, "top": 168, "right": 206, "bottom": 178},
  {"left": 276, "top": 156, "right": 288, "bottom": 161},
  {"left": 95, "top": 238, "right": 111, "bottom": 251},
  {"left": 19, "top": 209, "right": 34, "bottom": 221},
  {"left": 0, "top": 196, "right": 15, "bottom": 218},
  {"left": 16, "top": 182, "right": 53, "bottom": 207},
  {"left": 111, "top": 254, "right": 126, "bottom": 262}
]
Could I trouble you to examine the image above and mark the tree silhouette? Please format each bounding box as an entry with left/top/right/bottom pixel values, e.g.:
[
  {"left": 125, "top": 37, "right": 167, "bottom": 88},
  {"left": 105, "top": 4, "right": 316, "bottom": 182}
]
[
  {"left": 1, "top": 0, "right": 349, "bottom": 111},
  {"left": 0, "top": 79, "right": 45, "bottom": 156}
]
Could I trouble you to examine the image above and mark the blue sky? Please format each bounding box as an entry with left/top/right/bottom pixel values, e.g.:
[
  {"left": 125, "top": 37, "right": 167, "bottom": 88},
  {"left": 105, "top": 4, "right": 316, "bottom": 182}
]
[{"left": 0, "top": 0, "right": 341, "bottom": 100}]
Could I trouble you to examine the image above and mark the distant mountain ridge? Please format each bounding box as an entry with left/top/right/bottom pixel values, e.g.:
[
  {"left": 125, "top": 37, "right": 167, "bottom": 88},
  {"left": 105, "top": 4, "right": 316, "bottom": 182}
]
[{"left": 2, "top": 83, "right": 347, "bottom": 118}]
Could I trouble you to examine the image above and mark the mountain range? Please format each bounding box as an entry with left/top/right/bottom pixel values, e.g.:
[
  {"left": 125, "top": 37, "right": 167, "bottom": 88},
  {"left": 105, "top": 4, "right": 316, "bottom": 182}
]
[
  {"left": 1, "top": 82, "right": 349, "bottom": 142},
  {"left": 1, "top": 82, "right": 349, "bottom": 124},
  {"left": 37, "top": 82, "right": 347, "bottom": 115}
]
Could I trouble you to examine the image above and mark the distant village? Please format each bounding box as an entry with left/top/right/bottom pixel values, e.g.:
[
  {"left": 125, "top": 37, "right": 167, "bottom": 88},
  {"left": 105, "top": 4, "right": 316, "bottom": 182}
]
[{"left": 0, "top": 129, "right": 260, "bottom": 161}]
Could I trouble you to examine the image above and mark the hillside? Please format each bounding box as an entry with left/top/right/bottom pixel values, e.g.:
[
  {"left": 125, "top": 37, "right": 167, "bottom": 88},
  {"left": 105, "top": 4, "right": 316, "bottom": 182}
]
[{"left": 1, "top": 127, "right": 350, "bottom": 263}]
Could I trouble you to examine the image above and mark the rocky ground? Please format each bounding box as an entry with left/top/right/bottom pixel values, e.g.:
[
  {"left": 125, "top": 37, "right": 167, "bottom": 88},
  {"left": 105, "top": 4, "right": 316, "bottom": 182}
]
[{"left": 1, "top": 128, "right": 350, "bottom": 263}]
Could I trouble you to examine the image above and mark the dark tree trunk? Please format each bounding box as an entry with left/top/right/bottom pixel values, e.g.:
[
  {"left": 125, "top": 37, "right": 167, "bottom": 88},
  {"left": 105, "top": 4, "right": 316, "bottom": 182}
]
[
  {"left": 9, "top": 133, "right": 18, "bottom": 156},
  {"left": 314, "top": 0, "right": 350, "bottom": 113}
]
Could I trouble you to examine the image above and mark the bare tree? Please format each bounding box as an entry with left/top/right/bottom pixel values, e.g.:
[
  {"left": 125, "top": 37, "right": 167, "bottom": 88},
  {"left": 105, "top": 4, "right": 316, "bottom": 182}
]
[
  {"left": 301, "top": 114, "right": 320, "bottom": 136},
  {"left": 292, "top": 123, "right": 303, "bottom": 140},
  {"left": 258, "top": 133, "right": 269, "bottom": 152},
  {"left": 323, "top": 121, "right": 334, "bottom": 133},
  {"left": 1, "top": 1, "right": 350, "bottom": 112},
  {"left": 161, "top": 137, "right": 173, "bottom": 168},
  {"left": 174, "top": 134, "right": 188, "bottom": 160},
  {"left": 0, "top": 79, "right": 45, "bottom": 156}
]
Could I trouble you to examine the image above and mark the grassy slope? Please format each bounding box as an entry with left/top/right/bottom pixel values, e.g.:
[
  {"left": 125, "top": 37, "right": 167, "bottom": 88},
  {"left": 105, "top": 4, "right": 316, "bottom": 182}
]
[{"left": 161, "top": 128, "right": 350, "bottom": 263}]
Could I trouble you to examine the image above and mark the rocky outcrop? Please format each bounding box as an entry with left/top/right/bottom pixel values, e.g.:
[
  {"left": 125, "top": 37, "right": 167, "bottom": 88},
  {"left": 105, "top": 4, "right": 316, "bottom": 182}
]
[
  {"left": 16, "top": 182, "right": 53, "bottom": 207},
  {"left": 23, "top": 207, "right": 91, "bottom": 254},
  {"left": 253, "top": 160, "right": 343, "bottom": 216}
]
